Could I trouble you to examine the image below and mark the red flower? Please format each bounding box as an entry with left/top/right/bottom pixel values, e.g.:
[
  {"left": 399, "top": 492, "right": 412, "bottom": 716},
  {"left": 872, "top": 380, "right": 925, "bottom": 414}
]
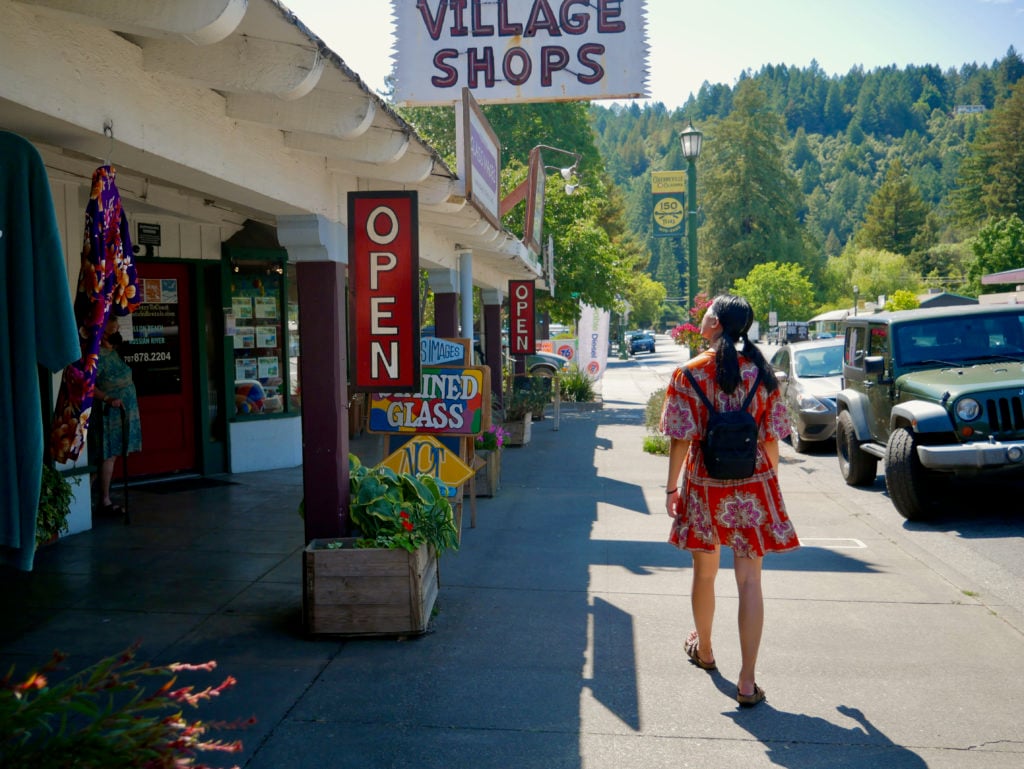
[{"left": 399, "top": 511, "right": 414, "bottom": 531}]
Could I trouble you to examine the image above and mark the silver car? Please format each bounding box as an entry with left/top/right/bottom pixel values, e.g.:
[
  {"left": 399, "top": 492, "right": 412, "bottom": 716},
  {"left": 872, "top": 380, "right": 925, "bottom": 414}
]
[{"left": 770, "top": 338, "right": 844, "bottom": 452}]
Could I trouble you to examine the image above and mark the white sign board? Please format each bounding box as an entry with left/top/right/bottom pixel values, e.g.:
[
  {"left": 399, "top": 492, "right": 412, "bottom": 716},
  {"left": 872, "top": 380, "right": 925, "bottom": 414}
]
[
  {"left": 577, "top": 302, "right": 611, "bottom": 381},
  {"left": 393, "top": 0, "right": 650, "bottom": 106}
]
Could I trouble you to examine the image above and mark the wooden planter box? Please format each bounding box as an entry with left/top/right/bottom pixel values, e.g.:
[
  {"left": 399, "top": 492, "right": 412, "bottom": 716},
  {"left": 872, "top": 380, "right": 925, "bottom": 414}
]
[
  {"left": 503, "top": 414, "right": 532, "bottom": 446},
  {"left": 474, "top": 448, "right": 502, "bottom": 497},
  {"left": 303, "top": 538, "right": 439, "bottom": 636}
]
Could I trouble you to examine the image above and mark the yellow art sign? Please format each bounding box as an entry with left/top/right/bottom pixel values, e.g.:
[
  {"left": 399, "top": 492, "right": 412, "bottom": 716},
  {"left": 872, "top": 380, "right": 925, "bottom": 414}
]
[{"left": 378, "top": 434, "right": 474, "bottom": 493}]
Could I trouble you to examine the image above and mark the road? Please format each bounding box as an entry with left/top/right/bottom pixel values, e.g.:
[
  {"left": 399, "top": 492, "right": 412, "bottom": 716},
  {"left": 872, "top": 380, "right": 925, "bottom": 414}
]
[{"left": 603, "top": 333, "right": 1024, "bottom": 634}]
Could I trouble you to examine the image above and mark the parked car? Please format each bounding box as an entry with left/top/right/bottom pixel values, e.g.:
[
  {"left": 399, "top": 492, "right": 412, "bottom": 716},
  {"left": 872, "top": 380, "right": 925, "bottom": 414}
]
[
  {"left": 627, "top": 331, "right": 656, "bottom": 355},
  {"left": 836, "top": 304, "right": 1024, "bottom": 521},
  {"left": 527, "top": 350, "right": 571, "bottom": 376},
  {"left": 770, "top": 338, "right": 844, "bottom": 452}
]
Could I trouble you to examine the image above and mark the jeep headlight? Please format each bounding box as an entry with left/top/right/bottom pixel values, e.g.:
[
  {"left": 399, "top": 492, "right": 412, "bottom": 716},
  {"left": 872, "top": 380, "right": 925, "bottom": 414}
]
[
  {"left": 956, "top": 398, "right": 981, "bottom": 422},
  {"left": 796, "top": 392, "right": 828, "bottom": 414}
]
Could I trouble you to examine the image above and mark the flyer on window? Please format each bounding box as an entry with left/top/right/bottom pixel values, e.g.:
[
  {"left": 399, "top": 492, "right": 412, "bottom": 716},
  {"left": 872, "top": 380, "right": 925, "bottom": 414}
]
[
  {"left": 235, "top": 358, "right": 258, "bottom": 380},
  {"left": 258, "top": 356, "right": 280, "bottom": 379},
  {"left": 232, "top": 297, "right": 253, "bottom": 319},
  {"left": 254, "top": 296, "right": 278, "bottom": 319},
  {"left": 235, "top": 330, "right": 255, "bottom": 350},
  {"left": 256, "top": 326, "right": 278, "bottom": 348}
]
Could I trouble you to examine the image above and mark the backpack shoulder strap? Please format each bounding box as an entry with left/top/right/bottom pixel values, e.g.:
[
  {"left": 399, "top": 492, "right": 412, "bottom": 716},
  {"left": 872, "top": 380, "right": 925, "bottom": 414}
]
[
  {"left": 683, "top": 367, "right": 716, "bottom": 413},
  {"left": 741, "top": 369, "right": 764, "bottom": 411}
]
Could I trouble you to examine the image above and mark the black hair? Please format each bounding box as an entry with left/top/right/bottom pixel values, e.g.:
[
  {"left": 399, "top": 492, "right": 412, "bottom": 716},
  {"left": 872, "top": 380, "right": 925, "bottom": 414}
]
[{"left": 707, "top": 294, "right": 778, "bottom": 395}]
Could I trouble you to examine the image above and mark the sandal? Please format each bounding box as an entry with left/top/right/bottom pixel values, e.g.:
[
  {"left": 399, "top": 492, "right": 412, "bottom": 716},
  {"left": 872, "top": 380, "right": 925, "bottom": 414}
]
[
  {"left": 736, "top": 684, "right": 766, "bottom": 707},
  {"left": 684, "top": 631, "right": 716, "bottom": 671},
  {"left": 97, "top": 503, "right": 125, "bottom": 517}
]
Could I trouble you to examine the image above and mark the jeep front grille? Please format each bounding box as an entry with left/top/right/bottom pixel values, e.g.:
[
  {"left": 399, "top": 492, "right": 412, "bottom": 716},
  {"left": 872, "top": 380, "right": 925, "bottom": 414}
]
[{"left": 984, "top": 396, "right": 1024, "bottom": 437}]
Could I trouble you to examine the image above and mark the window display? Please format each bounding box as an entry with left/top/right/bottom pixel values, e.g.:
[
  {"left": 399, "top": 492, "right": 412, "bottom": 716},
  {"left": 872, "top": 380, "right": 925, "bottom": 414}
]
[{"left": 225, "top": 256, "right": 298, "bottom": 418}]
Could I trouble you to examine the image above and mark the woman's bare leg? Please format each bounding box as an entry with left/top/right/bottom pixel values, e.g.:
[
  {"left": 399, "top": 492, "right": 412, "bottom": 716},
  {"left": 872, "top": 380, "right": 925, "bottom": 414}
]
[
  {"left": 690, "top": 548, "right": 720, "bottom": 664},
  {"left": 734, "top": 555, "right": 764, "bottom": 695}
]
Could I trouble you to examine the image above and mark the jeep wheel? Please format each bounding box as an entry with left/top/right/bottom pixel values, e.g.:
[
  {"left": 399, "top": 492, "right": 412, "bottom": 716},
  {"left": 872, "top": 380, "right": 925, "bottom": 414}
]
[
  {"left": 837, "top": 411, "right": 877, "bottom": 486},
  {"left": 885, "top": 427, "right": 939, "bottom": 521}
]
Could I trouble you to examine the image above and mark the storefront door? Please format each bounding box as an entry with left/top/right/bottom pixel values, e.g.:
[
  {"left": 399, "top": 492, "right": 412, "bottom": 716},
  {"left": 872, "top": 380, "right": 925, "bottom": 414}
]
[{"left": 120, "top": 262, "right": 196, "bottom": 477}]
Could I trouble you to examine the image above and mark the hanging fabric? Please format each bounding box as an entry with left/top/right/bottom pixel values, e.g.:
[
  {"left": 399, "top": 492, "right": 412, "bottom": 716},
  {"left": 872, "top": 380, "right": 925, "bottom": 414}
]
[
  {"left": 50, "top": 165, "right": 141, "bottom": 463},
  {"left": 0, "top": 131, "right": 79, "bottom": 571}
]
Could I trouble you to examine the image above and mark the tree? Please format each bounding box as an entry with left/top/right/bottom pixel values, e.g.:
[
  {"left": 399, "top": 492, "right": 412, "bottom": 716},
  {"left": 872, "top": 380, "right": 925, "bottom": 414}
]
[
  {"left": 653, "top": 238, "right": 682, "bottom": 298},
  {"left": 823, "top": 247, "right": 922, "bottom": 307},
  {"left": 884, "top": 290, "right": 920, "bottom": 311},
  {"left": 698, "top": 82, "right": 810, "bottom": 295},
  {"left": 953, "top": 79, "right": 1024, "bottom": 227},
  {"left": 855, "top": 159, "right": 932, "bottom": 255},
  {"left": 966, "top": 214, "right": 1024, "bottom": 295},
  {"left": 624, "top": 273, "right": 667, "bottom": 329},
  {"left": 731, "top": 262, "right": 815, "bottom": 324}
]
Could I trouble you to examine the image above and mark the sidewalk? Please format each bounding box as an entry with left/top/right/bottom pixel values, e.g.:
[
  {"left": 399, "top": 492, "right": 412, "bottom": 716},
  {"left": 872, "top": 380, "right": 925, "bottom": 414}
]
[{"left": 3, "top": 357, "right": 1024, "bottom": 768}]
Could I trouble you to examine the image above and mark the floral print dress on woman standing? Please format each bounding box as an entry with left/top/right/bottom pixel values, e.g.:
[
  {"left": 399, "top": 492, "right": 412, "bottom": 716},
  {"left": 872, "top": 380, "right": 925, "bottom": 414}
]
[{"left": 660, "top": 351, "right": 799, "bottom": 557}]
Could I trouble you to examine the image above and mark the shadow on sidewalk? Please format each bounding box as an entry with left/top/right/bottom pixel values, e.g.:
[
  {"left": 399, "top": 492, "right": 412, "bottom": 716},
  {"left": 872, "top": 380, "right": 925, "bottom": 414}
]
[{"left": 705, "top": 674, "right": 928, "bottom": 768}]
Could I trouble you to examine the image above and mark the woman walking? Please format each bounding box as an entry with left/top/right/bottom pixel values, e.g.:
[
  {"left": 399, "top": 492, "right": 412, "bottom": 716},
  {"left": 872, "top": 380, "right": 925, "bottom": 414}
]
[{"left": 661, "top": 294, "right": 799, "bottom": 707}]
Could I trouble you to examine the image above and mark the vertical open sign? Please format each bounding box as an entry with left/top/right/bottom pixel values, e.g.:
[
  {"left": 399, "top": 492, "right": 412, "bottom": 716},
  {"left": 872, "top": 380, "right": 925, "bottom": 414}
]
[
  {"left": 349, "top": 191, "right": 420, "bottom": 391},
  {"left": 509, "top": 280, "right": 535, "bottom": 355}
]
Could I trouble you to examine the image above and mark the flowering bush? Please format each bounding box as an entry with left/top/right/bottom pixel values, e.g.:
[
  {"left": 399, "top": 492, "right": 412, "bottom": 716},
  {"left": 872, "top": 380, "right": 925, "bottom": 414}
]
[
  {"left": 348, "top": 454, "right": 459, "bottom": 555},
  {"left": 474, "top": 424, "right": 508, "bottom": 451},
  {"left": 0, "top": 645, "right": 251, "bottom": 769},
  {"left": 669, "top": 292, "right": 713, "bottom": 352}
]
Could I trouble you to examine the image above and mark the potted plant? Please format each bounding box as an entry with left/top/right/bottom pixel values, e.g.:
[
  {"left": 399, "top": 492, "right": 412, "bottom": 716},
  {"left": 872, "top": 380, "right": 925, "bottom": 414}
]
[
  {"left": 503, "top": 376, "right": 550, "bottom": 446},
  {"left": 303, "top": 454, "right": 460, "bottom": 636},
  {"left": 473, "top": 424, "right": 508, "bottom": 497},
  {"left": 35, "top": 465, "right": 74, "bottom": 547}
]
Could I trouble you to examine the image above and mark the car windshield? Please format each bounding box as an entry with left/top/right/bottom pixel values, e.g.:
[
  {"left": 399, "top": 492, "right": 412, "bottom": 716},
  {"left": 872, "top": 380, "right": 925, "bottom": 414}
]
[
  {"left": 793, "top": 346, "right": 843, "bottom": 378},
  {"left": 894, "top": 312, "right": 1024, "bottom": 367}
]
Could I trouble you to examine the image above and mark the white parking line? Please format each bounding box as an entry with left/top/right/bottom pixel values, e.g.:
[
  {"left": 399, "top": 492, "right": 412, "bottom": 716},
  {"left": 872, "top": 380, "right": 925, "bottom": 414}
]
[{"left": 799, "top": 538, "right": 867, "bottom": 549}]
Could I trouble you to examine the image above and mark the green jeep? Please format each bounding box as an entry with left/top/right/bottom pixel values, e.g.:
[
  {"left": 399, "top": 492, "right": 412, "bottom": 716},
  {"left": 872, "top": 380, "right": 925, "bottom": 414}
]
[{"left": 836, "top": 304, "right": 1024, "bottom": 520}]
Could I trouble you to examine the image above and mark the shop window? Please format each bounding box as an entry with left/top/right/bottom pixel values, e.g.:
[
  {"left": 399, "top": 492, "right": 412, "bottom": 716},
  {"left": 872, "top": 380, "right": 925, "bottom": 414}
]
[{"left": 224, "top": 252, "right": 299, "bottom": 419}]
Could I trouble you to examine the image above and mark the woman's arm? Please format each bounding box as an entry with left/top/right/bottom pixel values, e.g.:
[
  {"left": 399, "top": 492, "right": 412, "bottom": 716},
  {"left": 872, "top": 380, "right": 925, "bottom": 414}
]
[
  {"left": 763, "top": 438, "right": 780, "bottom": 470},
  {"left": 665, "top": 438, "right": 690, "bottom": 515}
]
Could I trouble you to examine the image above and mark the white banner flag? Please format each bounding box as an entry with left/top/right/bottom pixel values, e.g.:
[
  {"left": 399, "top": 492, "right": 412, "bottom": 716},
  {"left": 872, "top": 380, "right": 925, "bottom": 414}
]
[{"left": 577, "top": 302, "right": 610, "bottom": 381}]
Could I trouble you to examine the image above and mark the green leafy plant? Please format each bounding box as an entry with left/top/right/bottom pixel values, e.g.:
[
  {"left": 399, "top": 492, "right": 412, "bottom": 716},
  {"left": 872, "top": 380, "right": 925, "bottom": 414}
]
[
  {"left": 36, "top": 465, "right": 76, "bottom": 547},
  {"left": 0, "top": 644, "right": 250, "bottom": 769},
  {"left": 558, "top": 363, "right": 596, "bottom": 403},
  {"left": 505, "top": 376, "right": 551, "bottom": 420},
  {"left": 643, "top": 387, "right": 670, "bottom": 455},
  {"left": 348, "top": 454, "right": 459, "bottom": 555}
]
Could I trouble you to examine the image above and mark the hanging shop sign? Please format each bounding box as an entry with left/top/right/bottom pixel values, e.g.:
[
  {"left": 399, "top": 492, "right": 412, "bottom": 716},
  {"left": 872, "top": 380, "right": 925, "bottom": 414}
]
[
  {"left": 378, "top": 434, "right": 475, "bottom": 493},
  {"left": 651, "top": 171, "right": 686, "bottom": 238},
  {"left": 392, "top": 0, "right": 650, "bottom": 106},
  {"left": 368, "top": 366, "right": 491, "bottom": 435},
  {"left": 509, "top": 280, "right": 536, "bottom": 355},
  {"left": 349, "top": 191, "right": 419, "bottom": 392},
  {"left": 456, "top": 89, "right": 501, "bottom": 230}
]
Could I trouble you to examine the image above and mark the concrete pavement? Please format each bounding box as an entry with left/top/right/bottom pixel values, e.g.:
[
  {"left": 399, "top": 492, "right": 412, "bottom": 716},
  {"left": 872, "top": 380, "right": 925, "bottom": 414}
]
[{"left": 3, "top": 351, "right": 1023, "bottom": 768}]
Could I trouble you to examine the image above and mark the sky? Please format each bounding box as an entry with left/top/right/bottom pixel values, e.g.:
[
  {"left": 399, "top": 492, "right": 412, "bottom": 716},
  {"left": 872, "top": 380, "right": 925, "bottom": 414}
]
[{"left": 286, "top": 0, "right": 1024, "bottom": 108}]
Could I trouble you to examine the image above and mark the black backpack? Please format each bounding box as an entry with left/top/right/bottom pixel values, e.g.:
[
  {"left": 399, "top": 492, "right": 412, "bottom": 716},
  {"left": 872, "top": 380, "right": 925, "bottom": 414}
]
[{"left": 683, "top": 367, "right": 763, "bottom": 480}]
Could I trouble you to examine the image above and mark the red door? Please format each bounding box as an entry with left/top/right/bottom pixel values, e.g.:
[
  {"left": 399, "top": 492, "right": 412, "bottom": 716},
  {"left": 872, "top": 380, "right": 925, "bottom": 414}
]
[{"left": 119, "top": 262, "right": 196, "bottom": 477}]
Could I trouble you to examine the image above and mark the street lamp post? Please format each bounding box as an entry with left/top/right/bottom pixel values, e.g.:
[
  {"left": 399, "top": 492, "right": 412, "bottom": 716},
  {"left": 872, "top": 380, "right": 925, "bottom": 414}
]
[
  {"left": 679, "top": 121, "right": 704, "bottom": 313},
  {"left": 853, "top": 284, "right": 860, "bottom": 316}
]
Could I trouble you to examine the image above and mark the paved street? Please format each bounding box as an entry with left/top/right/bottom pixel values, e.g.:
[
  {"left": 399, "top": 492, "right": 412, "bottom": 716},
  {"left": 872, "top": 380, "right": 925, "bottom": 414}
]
[{"left": 3, "top": 336, "right": 1024, "bottom": 768}]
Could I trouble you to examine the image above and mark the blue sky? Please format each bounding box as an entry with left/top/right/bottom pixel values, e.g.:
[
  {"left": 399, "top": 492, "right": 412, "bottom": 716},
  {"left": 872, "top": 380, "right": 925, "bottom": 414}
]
[{"left": 287, "top": 0, "right": 1024, "bottom": 108}]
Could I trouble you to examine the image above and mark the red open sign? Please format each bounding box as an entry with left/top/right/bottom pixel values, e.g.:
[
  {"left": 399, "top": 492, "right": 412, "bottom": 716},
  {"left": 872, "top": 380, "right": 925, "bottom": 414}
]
[
  {"left": 349, "top": 192, "right": 419, "bottom": 391},
  {"left": 509, "top": 280, "right": 535, "bottom": 355}
]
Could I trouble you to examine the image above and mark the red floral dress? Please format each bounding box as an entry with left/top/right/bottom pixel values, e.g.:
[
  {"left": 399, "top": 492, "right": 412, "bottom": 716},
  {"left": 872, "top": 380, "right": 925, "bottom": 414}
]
[{"left": 660, "top": 351, "right": 799, "bottom": 557}]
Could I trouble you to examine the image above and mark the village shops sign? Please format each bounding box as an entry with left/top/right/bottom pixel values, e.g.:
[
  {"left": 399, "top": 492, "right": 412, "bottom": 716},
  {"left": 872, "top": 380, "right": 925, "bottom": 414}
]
[{"left": 393, "top": 0, "right": 650, "bottom": 105}]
